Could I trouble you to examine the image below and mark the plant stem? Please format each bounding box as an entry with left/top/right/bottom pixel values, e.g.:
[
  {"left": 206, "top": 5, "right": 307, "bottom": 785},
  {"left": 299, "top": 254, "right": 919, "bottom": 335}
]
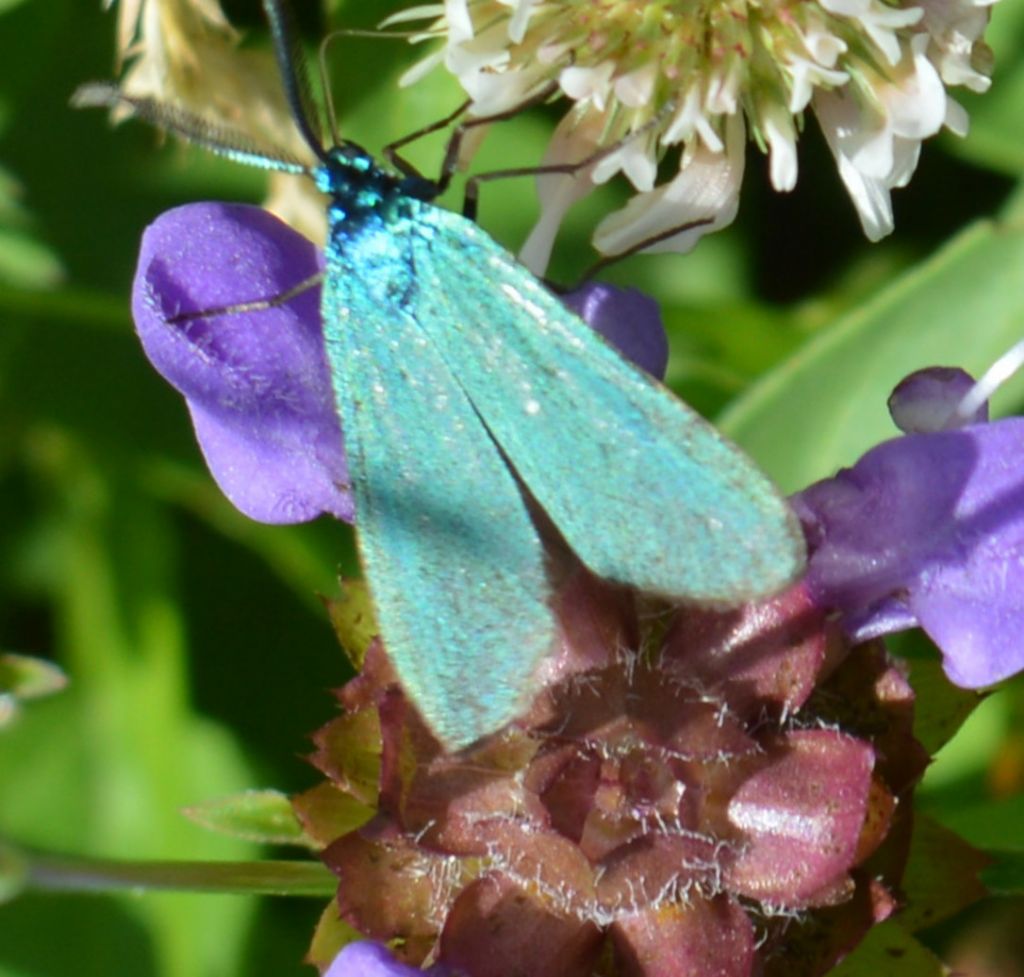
[{"left": 20, "top": 850, "right": 335, "bottom": 897}]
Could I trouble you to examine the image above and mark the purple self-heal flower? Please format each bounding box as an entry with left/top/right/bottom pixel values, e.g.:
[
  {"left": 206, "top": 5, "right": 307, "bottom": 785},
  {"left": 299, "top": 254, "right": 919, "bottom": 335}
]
[
  {"left": 132, "top": 202, "right": 669, "bottom": 528},
  {"left": 793, "top": 367, "right": 1024, "bottom": 688}
]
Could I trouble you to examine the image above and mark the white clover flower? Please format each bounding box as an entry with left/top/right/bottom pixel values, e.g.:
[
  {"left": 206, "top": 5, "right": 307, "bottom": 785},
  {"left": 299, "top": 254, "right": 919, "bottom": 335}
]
[{"left": 395, "top": 0, "right": 999, "bottom": 273}]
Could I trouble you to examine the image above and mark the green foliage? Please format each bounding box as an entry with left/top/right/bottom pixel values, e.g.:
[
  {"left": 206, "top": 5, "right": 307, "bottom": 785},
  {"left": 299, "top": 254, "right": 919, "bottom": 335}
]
[
  {"left": 981, "top": 850, "right": 1024, "bottom": 895},
  {"left": 721, "top": 211, "right": 1024, "bottom": 491},
  {"left": 0, "top": 843, "right": 28, "bottom": 905},
  {"left": 907, "top": 656, "right": 985, "bottom": 757},
  {"left": 827, "top": 922, "right": 946, "bottom": 977},
  {"left": 898, "top": 815, "right": 990, "bottom": 933},
  {"left": 182, "top": 790, "right": 317, "bottom": 848}
]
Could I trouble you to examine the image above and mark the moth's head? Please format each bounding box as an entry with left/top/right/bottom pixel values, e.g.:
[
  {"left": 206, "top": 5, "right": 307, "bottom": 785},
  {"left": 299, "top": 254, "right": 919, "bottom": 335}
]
[{"left": 313, "top": 141, "right": 377, "bottom": 195}]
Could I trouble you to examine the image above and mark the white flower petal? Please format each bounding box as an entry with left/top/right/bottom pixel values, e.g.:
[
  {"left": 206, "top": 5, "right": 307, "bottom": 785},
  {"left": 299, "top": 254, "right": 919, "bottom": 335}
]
[
  {"left": 537, "top": 41, "right": 571, "bottom": 65},
  {"left": 663, "top": 86, "right": 711, "bottom": 147},
  {"left": 614, "top": 64, "right": 658, "bottom": 108},
  {"left": 519, "top": 201, "right": 575, "bottom": 276},
  {"left": 849, "top": 125, "right": 895, "bottom": 180},
  {"left": 590, "top": 147, "right": 625, "bottom": 185},
  {"left": 412, "top": 0, "right": 999, "bottom": 256},
  {"left": 507, "top": 0, "right": 537, "bottom": 44},
  {"left": 444, "top": 0, "right": 474, "bottom": 43},
  {"left": 919, "top": 0, "right": 994, "bottom": 91},
  {"left": 802, "top": 21, "right": 848, "bottom": 67},
  {"left": 820, "top": 0, "right": 924, "bottom": 65},
  {"left": 518, "top": 111, "right": 604, "bottom": 275},
  {"left": 696, "top": 112, "right": 725, "bottom": 153},
  {"left": 559, "top": 62, "right": 616, "bottom": 110},
  {"left": 815, "top": 89, "right": 895, "bottom": 240},
  {"left": 398, "top": 48, "right": 445, "bottom": 88},
  {"left": 622, "top": 134, "right": 659, "bottom": 191},
  {"left": 446, "top": 24, "right": 512, "bottom": 80},
  {"left": 591, "top": 130, "right": 658, "bottom": 191},
  {"left": 882, "top": 35, "right": 947, "bottom": 139},
  {"left": 706, "top": 62, "right": 741, "bottom": 115},
  {"left": 462, "top": 63, "right": 548, "bottom": 114},
  {"left": 380, "top": 5, "right": 444, "bottom": 27},
  {"left": 593, "top": 114, "right": 745, "bottom": 256},
  {"left": 785, "top": 56, "right": 849, "bottom": 113},
  {"left": 840, "top": 159, "right": 894, "bottom": 239},
  {"left": 763, "top": 105, "right": 799, "bottom": 191},
  {"left": 889, "top": 136, "right": 922, "bottom": 188},
  {"left": 944, "top": 95, "right": 970, "bottom": 136}
]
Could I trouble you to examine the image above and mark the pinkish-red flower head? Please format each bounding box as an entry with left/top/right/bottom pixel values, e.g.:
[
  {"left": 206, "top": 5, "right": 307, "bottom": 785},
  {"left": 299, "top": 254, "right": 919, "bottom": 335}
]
[{"left": 297, "top": 571, "right": 922, "bottom": 977}]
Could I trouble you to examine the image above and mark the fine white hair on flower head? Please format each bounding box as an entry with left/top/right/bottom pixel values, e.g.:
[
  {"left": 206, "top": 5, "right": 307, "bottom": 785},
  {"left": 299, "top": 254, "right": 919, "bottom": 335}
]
[{"left": 390, "top": 0, "right": 1000, "bottom": 273}]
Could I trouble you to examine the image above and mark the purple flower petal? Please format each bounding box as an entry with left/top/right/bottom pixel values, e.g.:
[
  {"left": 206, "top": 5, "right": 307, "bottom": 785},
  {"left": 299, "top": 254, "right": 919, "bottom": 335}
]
[
  {"left": 887, "top": 366, "right": 986, "bottom": 433},
  {"left": 561, "top": 283, "right": 668, "bottom": 380},
  {"left": 132, "top": 202, "right": 353, "bottom": 524},
  {"left": 911, "top": 534, "right": 1024, "bottom": 687},
  {"left": 325, "top": 941, "right": 451, "bottom": 977},
  {"left": 840, "top": 596, "right": 918, "bottom": 644},
  {"left": 794, "top": 418, "right": 1024, "bottom": 687}
]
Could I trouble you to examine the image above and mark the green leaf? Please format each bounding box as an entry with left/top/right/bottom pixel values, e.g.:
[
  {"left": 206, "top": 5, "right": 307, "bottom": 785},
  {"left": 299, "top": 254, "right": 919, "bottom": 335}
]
[
  {"left": 952, "top": 74, "right": 1024, "bottom": 175},
  {"left": 720, "top": 215, "right": 1024, "bottom": 491},
  {"left": 307, "top": 898, "right": 363, "bottom": 971},
  {"left": 922, "top": 691, "right": 1010, "bottom": 793},
  {"left": 908, "top": 656, "right": 984, "bottom": 756},
  {"left": 827, "top": 921, "right": 946, "bottom": 977},
  {"left": 324, "top": 580, "right": 379, "bottom": 669},
  {"left": 981, "top": 848, "right": 1024, "bottom": 895},
  {"left": 291, "top": 783, "right": 375, "bottom": 847},
  {"left": 0, "top": 163, "right": 64, "bottom": 288},
  {"left": 182, "top": 790, "right": 316, "bottom": 848},
  {"left": 897, "top": 814, "right": 989, "bottom": 932},
  {"left": 0, "top": 226, "right": 64, "bottom": 288},
  {"left": 0, "top": 840, "right": 29, "bottom": 904},
  {"left": 933, "top": 791, "right": 1024, "bottom": 851}
]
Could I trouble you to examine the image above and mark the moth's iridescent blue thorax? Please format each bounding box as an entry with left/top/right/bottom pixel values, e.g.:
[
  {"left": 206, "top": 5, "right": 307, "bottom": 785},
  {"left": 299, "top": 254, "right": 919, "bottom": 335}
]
[{"left": 314, "top": 142, "right": 437, "bottom": 228}]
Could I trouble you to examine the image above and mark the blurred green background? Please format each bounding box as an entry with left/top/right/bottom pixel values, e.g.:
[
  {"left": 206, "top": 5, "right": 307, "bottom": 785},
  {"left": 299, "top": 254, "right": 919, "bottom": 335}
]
[{"left": 2, "top": 0, "right": 1024, "bottom": 974}]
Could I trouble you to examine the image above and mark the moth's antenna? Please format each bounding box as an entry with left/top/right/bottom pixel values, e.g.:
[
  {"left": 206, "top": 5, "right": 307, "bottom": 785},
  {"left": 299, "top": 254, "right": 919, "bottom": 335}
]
[
  {"left": 261, "top": 0, "right": 330, "bottom": 164},
  {"left": 71, "top": 82, "right": 309, "bottom": 174},
  {"left": 318, "top": 31, "right": 342, "bottom": 147},
  {"left": 955, "top": 338, "right": 1024, "bottom": 423},
  {"left": 317, "top": 21, "right": 439, "bottom": 151}
]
